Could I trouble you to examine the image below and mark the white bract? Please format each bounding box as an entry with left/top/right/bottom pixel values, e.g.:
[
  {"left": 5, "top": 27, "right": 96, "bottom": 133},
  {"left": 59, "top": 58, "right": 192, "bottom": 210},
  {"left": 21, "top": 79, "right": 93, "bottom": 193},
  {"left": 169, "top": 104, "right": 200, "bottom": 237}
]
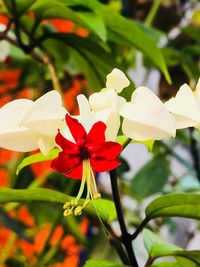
[
  {"left": 165, "top": 81, "right": 200, "bottom": 129},
  {"left": 120, "top": 86, "right": 176, "bottom": 140},
  {"left": 106, "top": 68, "right": 130, "bottom": 93},
  {"left": 61, "top": 94, "right": 118, "bottom": 141},
  {"left": 0, "top": 91, "right": 66, "bottom": 155},
  {"left": 89, "top": 68, "right": 130, "bottom": 141},
  {"left": 0, "top": 24, "right": 10, "bottom": 62}
]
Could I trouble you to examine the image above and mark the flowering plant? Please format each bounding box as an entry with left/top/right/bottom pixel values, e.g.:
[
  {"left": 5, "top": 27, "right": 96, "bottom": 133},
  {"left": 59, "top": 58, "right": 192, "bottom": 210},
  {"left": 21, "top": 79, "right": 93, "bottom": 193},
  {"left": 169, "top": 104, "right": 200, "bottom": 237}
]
[{"left": 0, "top": 1, "right": 200, "bottom": 267}]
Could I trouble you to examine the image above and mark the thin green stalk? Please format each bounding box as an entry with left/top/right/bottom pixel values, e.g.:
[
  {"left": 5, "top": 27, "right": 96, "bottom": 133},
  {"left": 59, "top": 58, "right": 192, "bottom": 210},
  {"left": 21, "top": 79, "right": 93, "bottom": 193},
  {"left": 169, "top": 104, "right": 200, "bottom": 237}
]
[{"left": 144, "top": 0, "right": 162, "bottom": 26}]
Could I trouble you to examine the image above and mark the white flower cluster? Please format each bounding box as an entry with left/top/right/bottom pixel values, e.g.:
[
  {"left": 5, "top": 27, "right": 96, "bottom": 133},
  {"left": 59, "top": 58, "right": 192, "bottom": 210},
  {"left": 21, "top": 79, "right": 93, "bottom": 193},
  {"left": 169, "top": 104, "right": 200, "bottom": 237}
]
[{"left": 0, "top": 68, "right": 195, "bottom": 155}]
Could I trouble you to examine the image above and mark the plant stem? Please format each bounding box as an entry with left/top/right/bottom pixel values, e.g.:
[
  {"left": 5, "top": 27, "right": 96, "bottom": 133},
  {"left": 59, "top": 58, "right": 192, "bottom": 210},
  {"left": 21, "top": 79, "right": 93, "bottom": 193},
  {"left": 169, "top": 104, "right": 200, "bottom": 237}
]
[
  {"left": 144, "top": 0, "right": 162, "bottom": 26},
  {"left": 109, "top": 237, "right": 131, "bottom": 265},
  {"left": 131, "top": 217, "right": 149, "bottom": 240},
  {"left": 109, "top": 169, "right": 138, "bottom": 267},
  {"left": 189, "top": 128, "right": 200, "bottom": 182},
  {"left": 11, "top": 0, "right": 28, "bottom": 51},
  {"left": 43, "top": 55, "right": 63, "bottom": 95},
  {"left": 144, "top": 257, "right": 154, "bottom": 267}
]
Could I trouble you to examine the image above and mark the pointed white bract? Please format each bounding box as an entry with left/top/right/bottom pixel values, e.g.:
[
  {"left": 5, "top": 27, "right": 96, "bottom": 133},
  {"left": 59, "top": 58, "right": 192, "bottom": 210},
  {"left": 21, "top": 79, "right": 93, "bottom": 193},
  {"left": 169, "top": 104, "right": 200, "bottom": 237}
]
[
  {"left": 165, "top": 83, "right": 200, "bottom": 129},
  {"left": 1, "top": 67, "right": 194, "bottom": 155},
  {"left": 106, "top": 68, "right": 130, "bottom": 93},
  {"left": 21, "top": 90, "right": 66, "bottom": 136},
  {"left": 76, "top": 94, "right": 120, "bottom": 141},
  {"left": 0, "top": 99, "right": 38, "bottom": 151},
  {"left": 89, "top": 87, "right": 125, "bottom": 141},
  {"left": 120, "top": 86, "right": 176, "bottom": 140},
  {"left": 87, "top": 68, "right": 130, "bottom": 141},
  {"left": 0, "top": 91, "right": 67, "bottom": 154}
]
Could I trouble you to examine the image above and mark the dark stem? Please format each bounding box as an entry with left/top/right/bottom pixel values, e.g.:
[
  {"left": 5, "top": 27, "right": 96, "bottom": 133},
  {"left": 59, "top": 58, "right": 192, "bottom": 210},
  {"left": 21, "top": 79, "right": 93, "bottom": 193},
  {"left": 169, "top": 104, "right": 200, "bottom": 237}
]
[
  {"left": 11, "top": 0, "right": 28, "bottom": 52},
  {"left": 144, "top": 257, "right": 154, "bottom": 267},
  {"left": 109, "top": 169, "right": 139, "bottom": 267},
  {"left": 131, "top": 217, "right": 149, "bottom": 240},
  {"left": 189, "top": 128, "right": 200, "bottom": 182},
  {"left": 109, "top": 237, "right": 131, "bottom": 265}
]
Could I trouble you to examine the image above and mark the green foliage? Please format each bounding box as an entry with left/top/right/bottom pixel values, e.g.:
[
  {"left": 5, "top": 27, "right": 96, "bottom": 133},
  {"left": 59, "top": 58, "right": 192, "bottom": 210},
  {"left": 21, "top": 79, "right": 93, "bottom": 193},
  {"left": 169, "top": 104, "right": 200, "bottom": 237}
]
[
  {"left": 152, "top": 262, "right": 187, "bottom": 267},
  {"left": 145, "top": 193, "right": 200, "bottom": 220},
  {"left": 130, "top": 156, "right": 170, "bottom": 199},
  {"left": 16, "top": 148, "right": 60, "bottom": 175},
  {"left": 3, "top": 0, "right": 35, "bottom": 15},
  {"left": 76, "top": 12, "right": 107, "bottom": 41},
  {"left": 65, "top": 0, "right": 170, "bottom": 82},
  {"left": 84, "top": 259, "right": 130, "bottom": 267},
  {"left": 1, "top": 0, "right": 200, "bottom": 266},
  {"left": 143, "top": 229, "right": 180, "bottom": 254},
  {"left": 144, "top": 229, "right": 200, "bottom": 266},
  {"left": 0, "top": 188, "right": 116, "bottom": 222}
]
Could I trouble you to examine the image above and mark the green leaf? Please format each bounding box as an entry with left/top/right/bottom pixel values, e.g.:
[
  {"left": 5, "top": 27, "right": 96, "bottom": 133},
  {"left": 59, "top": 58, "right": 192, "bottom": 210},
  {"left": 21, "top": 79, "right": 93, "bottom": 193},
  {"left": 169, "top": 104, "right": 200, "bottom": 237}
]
[
  {"left": 3, "top": 0, "right": 35, "bottom": 15},
  {"left": 176, "top": 257, "right": 197, "bottom": 267},
  {"left": 70, "top": 47, "right": 104, "bottom": 89},
  {"left": 143, "top": 230, "right": 200, "bottom": 266},
  {"left": 132, "top": 140, "right": 154, "bottom": 151},
  {"left": 143, "top": 229, "right": 182, "bottom": 266},
  {"left": 42, "top": 33, "right": 117, "bottom": 90},
  {"left": 43, "top": 33, "right": 116, "bottom": 68},
  {"left": 130, "top": 156, "right": 170, "bottom": 200},
  {"left": 174, "top": 252, "right": 200, "bottom": 266},
  {"left": 30, "top": 1, "right": 106, "bottom": 41},
  {"left": 116, "top": 136, "right": 154, "bottom": 151},
  {"left": 30, "top": 1, "right": 88, "bottom": 27},
  {"left": 16, "top": 148, "right": 60, "bottom": 175},
  {"left": 84, "top": 259, "right": 129, "bottom": 267},
  {"left": 65, "top": 0, "right": 170, "bottom": 82},
  {"left": 162, "top": 47, "right": 180, "bottom": 67},
  {"left": 77, "top": 12, "right": 107, "bottom": 41},
  {"left": 182, "top": 26, "right": 200, "bottom": 43},
  {"left": 150, "top": 243, "right": 182, "bottom": 258},
  {"left": 116, "top": 136, "right": 129, "bottom": 146},
  {"left": 145, "top": 193, "right": 200, "bottom": 221},
  {"left": 152, "top": 263, "right": 185, "bottom": 267},
  {"left": 0, "top": 188, "right": 116, "bottom": 222},
  {"left": 143, "top": 229, "right": 162, "bottom": 253},
  {"left": 153, "top": 250, "right": 200, "bottom": 266}
]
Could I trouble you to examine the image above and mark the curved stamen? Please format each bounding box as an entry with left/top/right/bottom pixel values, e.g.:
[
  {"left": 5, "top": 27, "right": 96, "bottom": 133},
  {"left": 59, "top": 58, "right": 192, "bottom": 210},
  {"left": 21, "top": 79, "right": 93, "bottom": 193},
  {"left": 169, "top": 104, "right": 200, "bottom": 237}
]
[{"left": 63, "top": 160, "right": 101, "bottom": 216}]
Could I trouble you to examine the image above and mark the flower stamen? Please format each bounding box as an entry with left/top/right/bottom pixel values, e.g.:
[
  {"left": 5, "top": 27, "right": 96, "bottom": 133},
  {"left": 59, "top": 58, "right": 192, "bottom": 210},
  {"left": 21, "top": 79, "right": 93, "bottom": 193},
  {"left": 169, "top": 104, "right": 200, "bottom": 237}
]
[{"left": 63, "top": 160, "right": 101, "bottom": 216}]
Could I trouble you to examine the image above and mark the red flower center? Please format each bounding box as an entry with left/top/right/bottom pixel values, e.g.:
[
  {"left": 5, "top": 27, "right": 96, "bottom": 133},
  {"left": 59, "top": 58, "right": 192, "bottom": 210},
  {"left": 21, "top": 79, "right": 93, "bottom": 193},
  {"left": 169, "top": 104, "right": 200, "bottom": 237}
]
[{"left": 80, "top": 146, "right": 90, "bottom": 160}]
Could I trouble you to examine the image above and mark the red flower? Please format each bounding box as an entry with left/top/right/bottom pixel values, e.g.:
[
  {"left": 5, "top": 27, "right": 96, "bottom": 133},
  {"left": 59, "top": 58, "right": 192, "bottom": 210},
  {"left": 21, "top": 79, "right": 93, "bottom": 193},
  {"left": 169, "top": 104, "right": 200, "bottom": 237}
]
[
  {"left": 51, "top": 114, "right": 122, "bottom": 216},
  {"left": 51, "top": 114, "right": 122, "bottom": 179}
]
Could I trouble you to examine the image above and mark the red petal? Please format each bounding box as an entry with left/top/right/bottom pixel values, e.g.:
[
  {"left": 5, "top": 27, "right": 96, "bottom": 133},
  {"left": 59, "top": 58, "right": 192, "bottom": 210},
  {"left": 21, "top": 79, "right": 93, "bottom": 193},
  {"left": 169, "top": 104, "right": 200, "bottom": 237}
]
[
  {"left": 86, "top": 121, "right": 106, "bottom": 151},
  {"left": 55, "top": 131, "right": 80, "bottom": 154},
  {"left": 92, "top": 142, "right": 122, "bottom": 160},
  {"left": 51, "top": 151, "right": 81, "bottom": 176},
  {"left": 65, "top": 114, "right": 86, "bottom": 144},
  {"left": 65, "top": 162, "right": 83, "bottom": 180},
  {"left": 90, "top": 158, "right": 121, "bottom": 172}
]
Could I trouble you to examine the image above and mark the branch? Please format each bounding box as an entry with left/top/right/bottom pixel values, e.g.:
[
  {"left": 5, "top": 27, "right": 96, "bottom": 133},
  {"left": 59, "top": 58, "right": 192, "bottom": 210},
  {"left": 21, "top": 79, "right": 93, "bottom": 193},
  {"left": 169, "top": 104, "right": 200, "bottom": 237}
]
[
  {"left": 131, "top": 217, "right": 149, "bottom": 240},
  {"left": 0, "top": 29, "right": 63, "bottom": 95},
  {"left": 109, "top": 169, "right": 138, "bottom": 267},
  {"left": 189, "top": 128, "right": 200, "bottom": 182},
  {"left": 42, "top": 56, "right": 63, "bottom": 95},
  {"left": 10, "top": 0, "right": 28, "bottom": 52}
]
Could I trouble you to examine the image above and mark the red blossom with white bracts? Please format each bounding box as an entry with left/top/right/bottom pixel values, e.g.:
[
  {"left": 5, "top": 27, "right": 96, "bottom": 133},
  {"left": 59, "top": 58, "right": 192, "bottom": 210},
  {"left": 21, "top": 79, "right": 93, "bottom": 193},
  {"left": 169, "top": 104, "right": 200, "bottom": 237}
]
[{"left": 51, "top": 114, "right": 122, "bottom": 179}]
